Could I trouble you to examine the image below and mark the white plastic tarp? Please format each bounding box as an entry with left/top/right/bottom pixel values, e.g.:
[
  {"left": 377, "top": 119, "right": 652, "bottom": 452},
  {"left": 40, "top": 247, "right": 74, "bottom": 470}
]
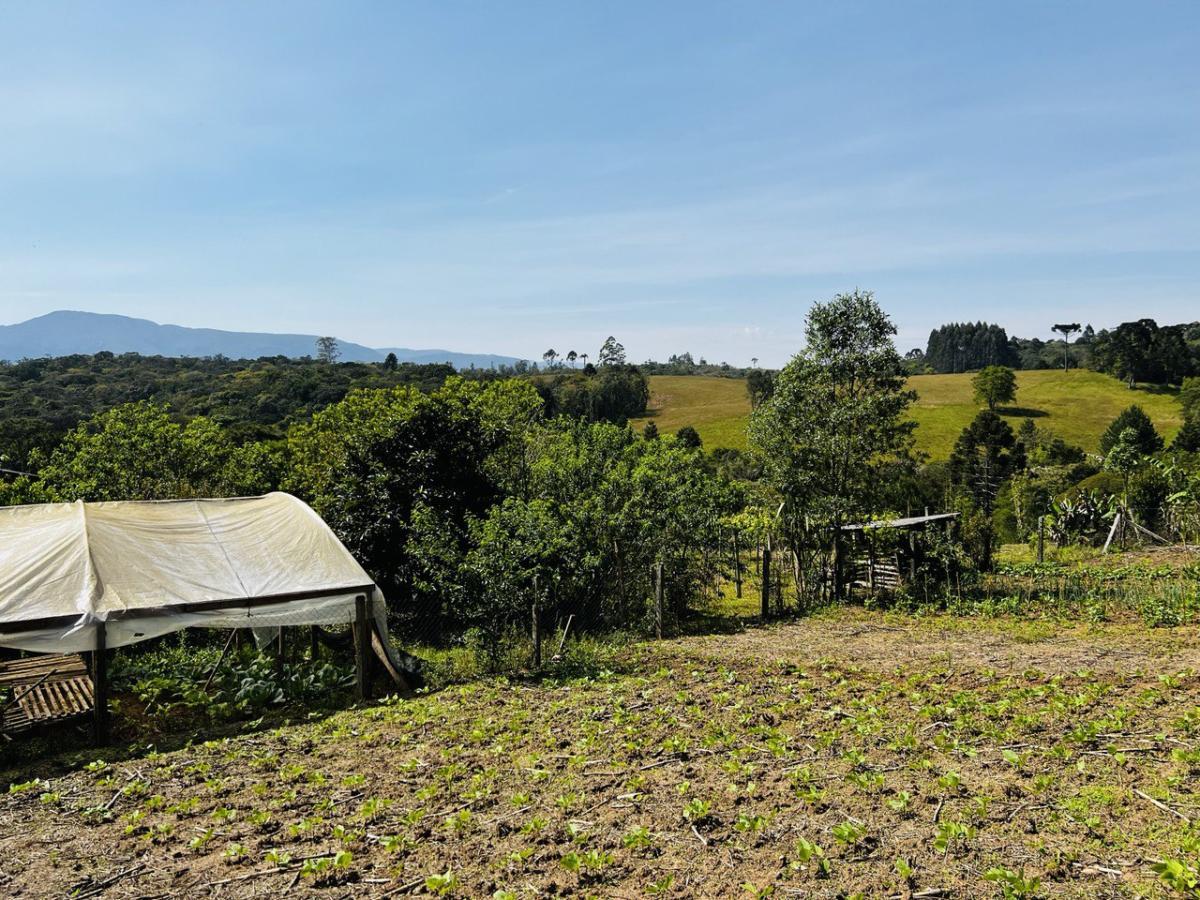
[{"left": 0, "top": 492, "right": 387, "bottom": 654}]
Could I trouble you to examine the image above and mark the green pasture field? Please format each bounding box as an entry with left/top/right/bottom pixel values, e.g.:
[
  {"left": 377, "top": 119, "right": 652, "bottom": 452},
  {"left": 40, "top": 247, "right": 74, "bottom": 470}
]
[{"left": 632, "top": 370, "right": 1183, "bottom": 459}]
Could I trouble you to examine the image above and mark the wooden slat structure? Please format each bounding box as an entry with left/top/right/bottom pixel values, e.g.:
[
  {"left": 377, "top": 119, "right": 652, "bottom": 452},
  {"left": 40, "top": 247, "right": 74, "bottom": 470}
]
[
  {"left": 0, "top": 653, "right": 94, "bottom": 737},
  {"left": 842, "top": 511, "right": 959, "bottom": 596}
]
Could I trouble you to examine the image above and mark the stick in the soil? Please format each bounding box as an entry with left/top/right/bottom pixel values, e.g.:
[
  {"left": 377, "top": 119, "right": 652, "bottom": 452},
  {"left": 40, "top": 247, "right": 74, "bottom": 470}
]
[
  {"left": 201, "top": 629, "right": 238, "bottom": 693},
  {"left": 553, "top": 614, "right": 574, "bottom": 661},
  {"left": 73, "top": 863, "right": 146, "bottom": 899},
  {"left": 378, "top": 876, "right": 429, "bottom": 897},
  {"left": 1133, "top": 788, "right": 1192, "bottom": 824}
]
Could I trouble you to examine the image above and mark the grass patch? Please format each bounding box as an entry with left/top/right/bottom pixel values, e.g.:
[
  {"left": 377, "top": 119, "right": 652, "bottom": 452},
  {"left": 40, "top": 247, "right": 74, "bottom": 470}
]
[
  {"left": 630, "top": 374, "right": 751, "bottom": 449},
  {"left": 632, "top": 370, "right": 1183, "bottom": 459},
  {"left": 906, "top": 369, "right": 1182, "bottom": 459}
]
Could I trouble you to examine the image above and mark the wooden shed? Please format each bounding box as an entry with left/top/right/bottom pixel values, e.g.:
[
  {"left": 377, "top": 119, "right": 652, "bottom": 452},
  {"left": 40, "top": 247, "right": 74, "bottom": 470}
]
[{"left": 841, "top": 512, "right": 959, "bottom": 593}]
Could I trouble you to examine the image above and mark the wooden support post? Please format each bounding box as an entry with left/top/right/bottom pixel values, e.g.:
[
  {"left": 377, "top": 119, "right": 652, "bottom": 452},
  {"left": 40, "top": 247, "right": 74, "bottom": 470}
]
[
  {"left": 275, "top": 628, "right": 285, "bottom": 679},
  {"left": 761, "top": 545, "right": 771, "bottom": 619},
  {"left": 832, "top": 536, "right": 843, "bottom": 603},
  {"left": 93, "top": 622, "right": 108, "bottom": 746},
  {"left": 309, "top": 625, "right": 320, "bottom": 661},
  {"left": 1037, "top": 517, "right": 1045, "bottom": 563},
  {"left": 654, "top": 562, "right": 664, "bottom": 639},
  {"left": 1102, "top": 513, "right": 1121, "bottom": 554},
  {"left": 354, "top": 594, "right": 370, "bottom": 701},
  {"left": 732, "top": 532, "right": 742, "bottom": 599},
  {"left": 531, "top": 575, "right": 541, "bottom": 670}
]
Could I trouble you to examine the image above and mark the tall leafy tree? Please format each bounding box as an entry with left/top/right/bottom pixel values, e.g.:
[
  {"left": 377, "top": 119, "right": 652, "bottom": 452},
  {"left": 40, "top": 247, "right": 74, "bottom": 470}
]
[
  {"left": 1052, "top": 323, "right": 1080, "bottom": 371},
  {"left": 315, "top": 336, "right": 341, "bottom": 363},
  {"left": 749, "top": 290, "right": 915, "bottom": 594},
  {"left": 746, "top": 369, "right": 776, "bottom": 408},
  {"left": 598, "top": 336, "right": 627, "bottom": 367},
  {"left": 971, "top": 365, "right": 1017, "bottom": 410}
]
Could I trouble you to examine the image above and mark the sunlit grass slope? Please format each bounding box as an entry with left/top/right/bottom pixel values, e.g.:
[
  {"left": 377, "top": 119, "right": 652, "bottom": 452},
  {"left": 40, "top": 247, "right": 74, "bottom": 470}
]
[
  {"left": 630, "top": 375, "right": 752, "bottom": 449},
  {"left": 632, "top": 371, "right": 1182, "bottom": 458},
  {"left": 907, "top": 369, "right": 1181, "bottom": 458}
]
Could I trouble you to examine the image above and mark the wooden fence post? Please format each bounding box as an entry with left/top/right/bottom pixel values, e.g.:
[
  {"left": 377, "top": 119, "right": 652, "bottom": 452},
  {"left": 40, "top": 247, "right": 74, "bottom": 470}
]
[
  {"left": 354, "top": 594, "right": 370, "bottom": 701},
  {"left": 732, "top": 531, "right": 742, "bottom": 599},
  {"left": 761, "top": 544, "right": 771, "bottom": 619},
  {"left": 1037, "top": 517, "right": 1045, "bottom": 564},
  {"left": 275, "top": 628, "right": 286, "bottom": 679},
  {"left": 93, "top": 622, "right": 108, "bottom": 746},
  {"left": 532, "top": 574, "right": 542, "bottom": 670},
  {"left": 654, "top": 562, "right": 664, "bottom": 639}
]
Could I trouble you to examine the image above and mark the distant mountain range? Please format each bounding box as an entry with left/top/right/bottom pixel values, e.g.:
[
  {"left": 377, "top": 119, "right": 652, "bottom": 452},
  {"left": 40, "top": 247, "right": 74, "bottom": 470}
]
[{"left": 0, "top": 311, "right": 524, "bottom": 370}]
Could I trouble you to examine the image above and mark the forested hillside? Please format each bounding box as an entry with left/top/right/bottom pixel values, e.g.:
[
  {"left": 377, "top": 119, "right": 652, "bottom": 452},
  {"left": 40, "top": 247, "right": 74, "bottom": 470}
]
[
  {"left": 0, "top": 353, "right": 454, "bottom": 469},
  {"left": 0, "top": 353, "right": 651, "bottom": 471}
]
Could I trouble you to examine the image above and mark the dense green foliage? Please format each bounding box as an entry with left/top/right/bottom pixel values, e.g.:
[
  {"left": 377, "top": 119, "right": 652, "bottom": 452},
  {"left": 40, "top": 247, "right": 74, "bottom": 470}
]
[
  {"left": 749, "top": 290, "right": 916, "bottom": 601},
  {"left": 0, "top": 351, "right": 653, "bottom": 474},
  {"left": 538, "top": 367, "right": 650, "bottom": 424},
  {"left": 1090, "top": 319, "right": 1200, "bottom": 385},
  {"left": 0, "top": 352, "right": 455, "bottom": 471},
  {"left": 923, "top": 322, "right": 1019, "bottom": 373},
  {"left": 971, "top": 365, "right": 1017, "bottom": 410},
  {"left": 1099, "top": 404, "right": 1163, "bottom": 456},
  {"left": 0, "top": 370, "right": 727, "bottom": 651}
]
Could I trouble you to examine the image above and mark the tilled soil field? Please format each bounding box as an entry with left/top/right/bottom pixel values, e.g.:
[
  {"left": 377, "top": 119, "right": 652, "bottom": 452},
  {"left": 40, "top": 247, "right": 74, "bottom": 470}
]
[{"left": 2, "top": 611, "right": 1199, "bottom": 898}]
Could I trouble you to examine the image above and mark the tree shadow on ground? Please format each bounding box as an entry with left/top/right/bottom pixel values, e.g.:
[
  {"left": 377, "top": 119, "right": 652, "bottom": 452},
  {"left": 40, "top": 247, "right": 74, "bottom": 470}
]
[
  {"left": 1132, "top": 382, "right": 1181, "bottom": 396},
  {"left": 997, "top": 406, "right": 1048, "bottom": 418}
]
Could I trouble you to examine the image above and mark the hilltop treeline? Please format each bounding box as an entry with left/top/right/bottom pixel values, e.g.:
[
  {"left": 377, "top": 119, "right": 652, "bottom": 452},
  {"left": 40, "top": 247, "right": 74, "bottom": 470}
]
[
  {"left": 915, "top": 318, "right": 1200, "bottom": 384},
  {"left": 0, "top": 352, "right": 651, "bottom": 471},
  {"left": 1090, "top": 319, "right": 1200, "bottom": 385},
  {"left": 922, "top": 322, "right": 1020, "bottom": 372}
]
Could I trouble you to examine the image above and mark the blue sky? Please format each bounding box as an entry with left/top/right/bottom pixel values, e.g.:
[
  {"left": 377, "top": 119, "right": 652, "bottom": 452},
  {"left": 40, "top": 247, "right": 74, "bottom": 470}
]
[{"left": 1, "top": 2, "right": 1198, "bottom": 365}]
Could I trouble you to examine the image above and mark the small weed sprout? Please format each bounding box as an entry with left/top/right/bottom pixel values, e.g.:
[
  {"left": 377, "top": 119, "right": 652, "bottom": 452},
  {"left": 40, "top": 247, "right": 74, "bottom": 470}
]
[
  {"left": 790, "top": 838, "right": 830, "bottom": 877},
  {"left": 933, "top": 821, "right": 976, "bottom": 855},
  {"left": 424, "top": 870, "right": 458, "bottom": 895},
  {"left": 623, "top": 825, "right": 653, "bottom": 851},
  {"left": 984, "top": 867, "right": 1042, "bottom": 899},
  {"left": 683, "top": 798, "right": 711, "bottom": 822},
  {"left": 831, "top": 820, "right": 867, "bottom": 848}
]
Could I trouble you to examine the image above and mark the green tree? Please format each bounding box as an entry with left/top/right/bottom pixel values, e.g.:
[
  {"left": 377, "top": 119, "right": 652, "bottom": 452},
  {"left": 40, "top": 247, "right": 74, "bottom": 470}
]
[
  {"left": 31, "top": 401, "right": 270, "bottom": 501},
  {"left": 1052, "top": 323, "right": 1080, "bottom": 371},
  {"left": 675, "top": 425, "right": 702, "bottom": 449},
  {"left": 642, "top": 421, "right": 659, "bottom": 441},
  {"left": 971, "top": 365, "right": 1017, "bottom": 410},
  {"left": 284, "top": 379, "right": 540, "bottom": 634},
  {"left": 749, "top": 290, "right": 915, "bottom": 595},
  {"left": 1172, "top": 419, "right": 1200, "bottom": 452},
  {"left": 1099, "top": 405, "right": 1163, "bottom": 456},
  {"left": 316, "top": 336, "right": 340, "bottom": 363},
  {"left": 598, "top": 336, "right": 626, "bottom": 367},
  {"left": 746, "top": 369, "right": 775, "bottom": 408},
  {"left": 947, "top": 410, "right": 1025, "bottom": 569},
  {"left": 1103, "top": 427, "right": 1144, "bottom": 510}
]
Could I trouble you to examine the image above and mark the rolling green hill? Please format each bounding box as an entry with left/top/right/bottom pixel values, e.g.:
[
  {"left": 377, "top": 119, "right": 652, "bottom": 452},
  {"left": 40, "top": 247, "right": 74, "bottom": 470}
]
[{"left": 631, "top": 371, "right": 1183, "bottom": 458}]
